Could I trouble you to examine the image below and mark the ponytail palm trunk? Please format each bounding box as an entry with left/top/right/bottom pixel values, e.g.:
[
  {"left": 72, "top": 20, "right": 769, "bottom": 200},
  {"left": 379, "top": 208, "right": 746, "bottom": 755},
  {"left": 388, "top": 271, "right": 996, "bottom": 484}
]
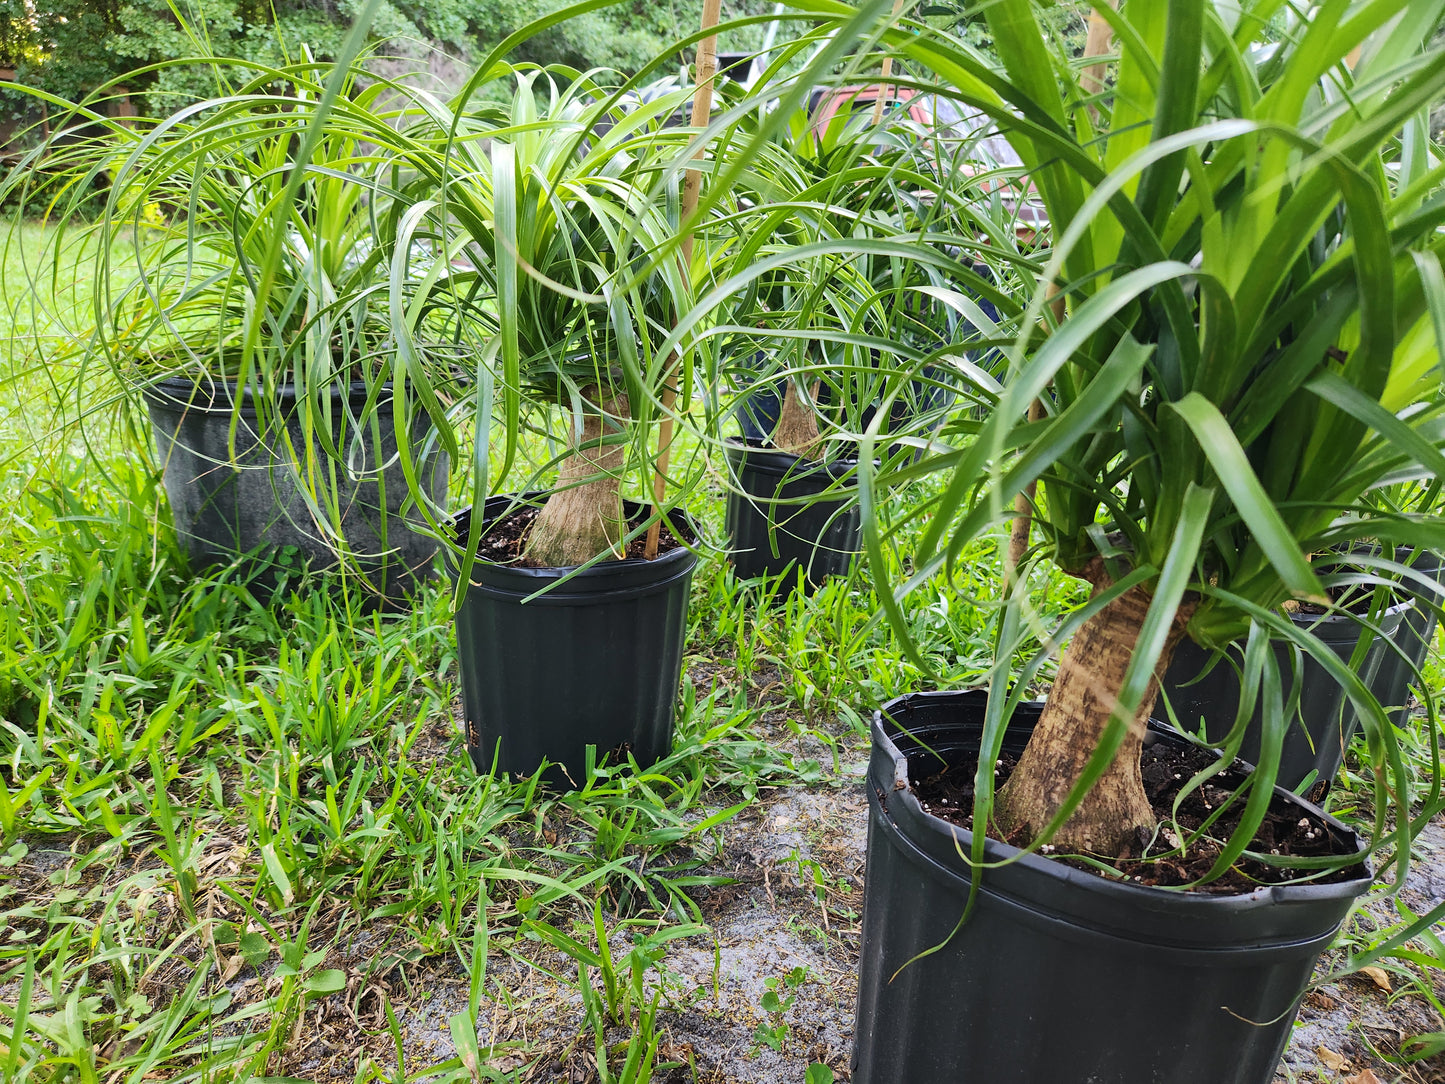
[
  {"left": 785, "top": 0, "right": 1445, "bottom": 867},
  {"left": 996, "top": 565, "right": 1196, "bottom": 853},
  {"left": 525, "top": 389, "right": 631, "bottom": 566},
  {"left": 772, "top": 379, "right": 825, "bottom": 459}
]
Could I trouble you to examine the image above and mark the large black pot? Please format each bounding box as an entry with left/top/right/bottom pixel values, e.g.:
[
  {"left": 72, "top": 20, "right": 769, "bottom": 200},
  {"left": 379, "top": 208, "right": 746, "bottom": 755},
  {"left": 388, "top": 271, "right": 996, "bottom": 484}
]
[
  {"left": 724, "top": 440, "right": 860, "bottom": 588},
  {"left": 1369, "top": 548, "right": 1444, "bottom": 727},
  {"left": 453, "top": 493, "right": 697, "bottom": 787},
  {"left": 145, "top": 376, "right": 447, "bottom": 601},
  {"left": 1159, "top": 597, "right": 1410, "bottom": 791},
  {"left": 853, "top": 690, "right": 1370, "bottom": 1084}
]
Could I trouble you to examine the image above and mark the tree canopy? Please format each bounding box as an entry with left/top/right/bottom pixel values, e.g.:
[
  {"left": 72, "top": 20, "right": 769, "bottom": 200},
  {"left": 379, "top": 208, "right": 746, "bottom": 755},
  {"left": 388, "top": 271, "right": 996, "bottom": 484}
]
[{"left": 0, "top": 0, "right": 779, "bottom": 133}]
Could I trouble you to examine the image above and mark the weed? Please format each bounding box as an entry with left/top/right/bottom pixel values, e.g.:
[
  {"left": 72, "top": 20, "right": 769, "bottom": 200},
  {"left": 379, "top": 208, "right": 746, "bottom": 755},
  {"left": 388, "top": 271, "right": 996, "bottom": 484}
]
[
  {"left": 524, "top": 897, "right": 702, "bottom": 1082},
  {"left": 750, "top": 964, "right": 810, "bottom": 1055}
]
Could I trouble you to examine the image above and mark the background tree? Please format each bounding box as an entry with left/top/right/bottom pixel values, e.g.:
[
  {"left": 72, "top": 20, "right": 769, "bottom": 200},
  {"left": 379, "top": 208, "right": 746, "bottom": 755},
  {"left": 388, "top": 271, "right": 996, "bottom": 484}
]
[{"left": 0, "top": 0, "right": 782, "bottom": 143}]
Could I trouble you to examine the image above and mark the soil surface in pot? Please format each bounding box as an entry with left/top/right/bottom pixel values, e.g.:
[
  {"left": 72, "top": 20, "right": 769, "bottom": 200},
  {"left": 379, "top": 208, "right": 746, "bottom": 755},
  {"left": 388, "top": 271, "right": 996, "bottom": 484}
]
[
  {"left": 748, "top": 441, "right": 854, "bottom": 469},
  {"left": 476, "top": 504, "right": 694, "bottom": 566},
  {"left": 1292, "top": 569, "right": 1409, "bottom": 616},
  {"left": 911, "top": 739, "right": 1367, "bottom": 892}
]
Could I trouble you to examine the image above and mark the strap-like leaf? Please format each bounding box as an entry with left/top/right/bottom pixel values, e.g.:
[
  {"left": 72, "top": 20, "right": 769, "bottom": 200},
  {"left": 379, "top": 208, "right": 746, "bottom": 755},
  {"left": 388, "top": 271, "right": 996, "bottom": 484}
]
[
  {"left": 1306, "top": 370, "right": 1445, "bottom": 481},
  {"left": 1171, "top": 393, "right": 1327, "bottom": 602}
]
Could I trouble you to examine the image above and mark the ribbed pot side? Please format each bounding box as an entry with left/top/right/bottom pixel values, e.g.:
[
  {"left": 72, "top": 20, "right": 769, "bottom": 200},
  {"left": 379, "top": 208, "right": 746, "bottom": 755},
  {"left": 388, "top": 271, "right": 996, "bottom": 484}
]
[
  {"left": 453, "top": 493, "right": 697, "bottom": 788},
  {"left": 724, "top": 440, "right": 860, "bottom": 588},
  {"left": 1369, "top": 549, "right": 1445, "bottom": 728},
  {"left": 145, "top": 377, "right": 447, "bottom": 601}
]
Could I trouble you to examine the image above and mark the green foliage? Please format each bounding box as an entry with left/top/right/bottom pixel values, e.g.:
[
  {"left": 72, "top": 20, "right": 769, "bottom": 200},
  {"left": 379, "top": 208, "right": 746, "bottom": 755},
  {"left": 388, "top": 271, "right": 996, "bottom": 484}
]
[
  {"left": 22, "top": 57, "right": 401, "bottom": 386},
  {"left": 919, "top": 0, "right": 1089, "bottom": 61},
  {"left": 524, "top": 897, "right": 704, "bottom": 1031},
  {"left": 0, "top": 14, "right": 470, "bottom": 585},
  {"left": 2, "top": 0, "right": 1444, "bottom": 1074},
  {"left": 0, "top": 0, "right": 783, "bottom": 139},
  {"left": 0, "top": 270, "right": 1082, "bottom": 1075},
  {"left": 750, "top": 964, "right": 808, "bottom": 1053},
  {"left": 752, "top": 0, "right": 1445, "bottom": 871},
  {"left": 694, "top": 88, "right": 1027, "bottom": 458}
]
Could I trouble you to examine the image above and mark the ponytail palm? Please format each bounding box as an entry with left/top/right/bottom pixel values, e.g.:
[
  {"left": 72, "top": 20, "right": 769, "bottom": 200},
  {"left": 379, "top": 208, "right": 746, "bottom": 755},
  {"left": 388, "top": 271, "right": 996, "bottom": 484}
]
[
  {"left": 88, "top": 68, "right": 392, "bottom": 403},
  {"left": 0, "top": 18, "right": 396, "bottom": 408},
  {"left": 384, "top": 68, "right": 702, "bottom": 567},
  {"left": 0, "top": 15, "right": 473, "bottom": 573},
  {"left": 778, "top": 0, "right": 1445, "bottom": 868},
  {"left": 700, "top": 88, "right": 1025, "bottom": 462}
]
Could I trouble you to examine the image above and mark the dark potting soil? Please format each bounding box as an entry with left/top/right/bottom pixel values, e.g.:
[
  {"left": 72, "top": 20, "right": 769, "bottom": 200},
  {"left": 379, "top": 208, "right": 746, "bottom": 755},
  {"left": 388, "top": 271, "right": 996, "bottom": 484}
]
[
  {"left": 1293, "top": 568, "right": 1405, "bottom": 616},
  {"left": 477, "top": 504, "right": 692, "bottom": 568},
  {"left": 911, "top": 739, "right": 1366, "bottom": 893}
]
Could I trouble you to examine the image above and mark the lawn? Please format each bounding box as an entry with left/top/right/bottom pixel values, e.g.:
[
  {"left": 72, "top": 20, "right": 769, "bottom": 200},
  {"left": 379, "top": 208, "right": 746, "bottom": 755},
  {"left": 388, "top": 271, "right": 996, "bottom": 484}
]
[{"left": 1, "top": 207, "right": 1443, "bottom": 1084}]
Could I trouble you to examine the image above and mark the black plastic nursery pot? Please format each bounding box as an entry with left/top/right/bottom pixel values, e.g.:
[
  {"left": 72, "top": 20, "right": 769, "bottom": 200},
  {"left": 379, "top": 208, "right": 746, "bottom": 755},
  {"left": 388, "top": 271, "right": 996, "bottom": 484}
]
[
  {"left": 453, "top": 493, "right": 697, "bottom": 787},
  {"left": 853, "top": 690, "right": 1371, "bottom": 1084},
  {"left": 1159, "top": 597, "right": 1410, "bottom": 791},
  {"left": 724, "top": 440, "right": 860, "bottom": 589},
  {"left": 1369, "top": 548, "right": 1444, "bottom": 728},
  {"left": 145, "top": 376, "right": 448, "bottom": 601}
]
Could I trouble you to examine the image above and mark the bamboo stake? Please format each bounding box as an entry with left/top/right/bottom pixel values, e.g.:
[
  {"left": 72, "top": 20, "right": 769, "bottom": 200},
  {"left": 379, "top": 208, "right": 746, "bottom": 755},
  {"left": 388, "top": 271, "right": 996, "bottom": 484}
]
[
  {"left": 644, "top": 0, "right": 722, "bottom": 560},
  {"left": 1006, "top": 397, "right": 1048, "bottom": 574},
  {"left": 1080, "top": 2, "right": 1117, "bottom": 105},
  {"left": 1005, "top": 0, "right": 1114, "bottom": 582},
  {"left": 1006, "top": 288, "right": 1063, "bottom": 578},
  {"left": 871, "top": 0, "right": 908, "bottom": 127}
]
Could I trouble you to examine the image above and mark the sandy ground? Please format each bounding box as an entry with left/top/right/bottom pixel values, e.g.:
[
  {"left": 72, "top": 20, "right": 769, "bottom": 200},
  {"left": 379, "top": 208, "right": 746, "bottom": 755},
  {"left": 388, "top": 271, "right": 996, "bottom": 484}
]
[
  {"left": 1278, "top": 819, "right": 1445, "bottom": 1084},
  {"left": 380, "top": 780, "right": 872, "bottom": 1084},
  {"left": 7, "top": 718, "right": 1444, "bottom": 1083},
  {"left": 380, "top": 738, "right": 1445, "bottom": 1084}
]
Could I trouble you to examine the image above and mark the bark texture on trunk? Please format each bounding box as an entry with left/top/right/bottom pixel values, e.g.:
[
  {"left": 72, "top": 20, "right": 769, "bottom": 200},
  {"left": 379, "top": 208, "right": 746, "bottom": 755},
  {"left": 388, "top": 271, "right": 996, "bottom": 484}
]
[
  {"left": 771, "top": 379, "right": 824, "bottom": 460},
  {"left": 524, "top": 389, "right": 630, "bottom": 567},
  {"left": 994, "top": 562, "right": 1193, "bottom": 857}
]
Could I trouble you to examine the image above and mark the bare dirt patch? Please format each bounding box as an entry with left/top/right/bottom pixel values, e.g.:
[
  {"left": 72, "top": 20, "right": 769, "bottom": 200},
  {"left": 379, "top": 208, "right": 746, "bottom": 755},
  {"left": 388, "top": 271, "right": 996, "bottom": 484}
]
[{"left": 370, "top": 780, "right": 870, "bottom": 1083}]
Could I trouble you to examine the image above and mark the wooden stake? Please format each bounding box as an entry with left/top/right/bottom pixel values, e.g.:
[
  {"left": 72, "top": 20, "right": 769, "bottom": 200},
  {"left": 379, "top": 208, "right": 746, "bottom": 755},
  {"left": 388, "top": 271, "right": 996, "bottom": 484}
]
[
  {"left": 1007, "top": 396, "right": 1048, "bottom": 575},
  {"left": 1006, "top": 1, "right": 1113, "bottom": 582},
  {"left": 644, "top": 0, "right": 722, "bottom": 560},
  {"left": 1081, "top": 1, "right": 1117, "bottom": 119},
  {"left": 871, "top": 0, "right": 908, "bottom": 127}
]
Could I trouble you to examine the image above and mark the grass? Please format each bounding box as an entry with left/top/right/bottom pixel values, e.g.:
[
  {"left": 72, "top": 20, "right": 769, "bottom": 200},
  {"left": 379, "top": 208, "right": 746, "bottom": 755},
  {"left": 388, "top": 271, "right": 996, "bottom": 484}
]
[
  {"left": 1, "top": 221, "right": 1443, "bottom": 1084},
  {"left": 0, "top": 364, "right": 1063, "bottom": 1079}
]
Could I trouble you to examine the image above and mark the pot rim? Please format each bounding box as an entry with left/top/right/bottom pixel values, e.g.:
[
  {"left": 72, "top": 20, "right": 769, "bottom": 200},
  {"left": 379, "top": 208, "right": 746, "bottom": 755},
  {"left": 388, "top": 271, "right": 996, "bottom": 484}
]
[
  {"left": 450, "top": 491, "right": 699, "bottom": 595},
  {"left": 873, "top": 689, "right": 1372, "bottom": 911},
  {"left": 1191, "top": 596, "right": 1415, "bottom": 645},
  {"left": 143, "top": 374, "right": 388, "bottom": 413},
  {"left": 724, "top": 437, "right": 863, "bottom": 482}
]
